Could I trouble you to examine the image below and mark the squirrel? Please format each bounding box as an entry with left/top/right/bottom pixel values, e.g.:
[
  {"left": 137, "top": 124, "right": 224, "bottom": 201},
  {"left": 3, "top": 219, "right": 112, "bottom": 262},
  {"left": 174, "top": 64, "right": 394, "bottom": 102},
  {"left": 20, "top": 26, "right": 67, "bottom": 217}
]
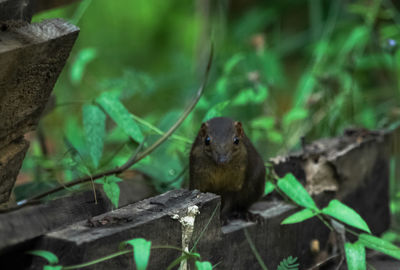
[{"left": 189, "top": 117, "right": 266, "bottom": 218}]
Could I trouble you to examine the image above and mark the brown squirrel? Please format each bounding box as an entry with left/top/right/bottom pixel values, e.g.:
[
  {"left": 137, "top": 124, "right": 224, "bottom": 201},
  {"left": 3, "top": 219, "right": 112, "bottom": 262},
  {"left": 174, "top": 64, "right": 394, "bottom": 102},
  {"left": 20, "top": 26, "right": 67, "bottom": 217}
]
[{"left": 189, "top": 117, "right": 266, "bottom": 217}]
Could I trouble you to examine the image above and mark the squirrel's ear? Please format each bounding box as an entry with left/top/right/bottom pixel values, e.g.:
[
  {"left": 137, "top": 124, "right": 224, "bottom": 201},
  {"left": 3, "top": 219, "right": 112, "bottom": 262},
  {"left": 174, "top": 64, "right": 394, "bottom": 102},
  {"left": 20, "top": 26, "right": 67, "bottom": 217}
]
[
  {"left": 199, "top": 122, "right": 208, "bottom": 137},
  {"left": 234, "top": 121, "right": 244, "bottom": 137}
]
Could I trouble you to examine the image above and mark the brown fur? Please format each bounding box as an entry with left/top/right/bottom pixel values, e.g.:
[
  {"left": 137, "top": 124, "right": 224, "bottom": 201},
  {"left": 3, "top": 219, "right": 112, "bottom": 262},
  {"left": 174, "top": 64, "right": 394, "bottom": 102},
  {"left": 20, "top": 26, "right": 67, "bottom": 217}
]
[{"left": 189, "top": 117, "right": 266, "bottom": 217}]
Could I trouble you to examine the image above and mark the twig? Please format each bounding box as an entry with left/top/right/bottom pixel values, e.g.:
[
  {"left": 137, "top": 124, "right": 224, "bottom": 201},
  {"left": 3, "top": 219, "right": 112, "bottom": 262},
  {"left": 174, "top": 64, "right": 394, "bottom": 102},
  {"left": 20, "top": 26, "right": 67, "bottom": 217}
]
[
  {"left": 306, "top": 254, "right": 339, "bottom": 270},
  {"left": 12, "top": 44, "right": 213, "bottom": 209}
]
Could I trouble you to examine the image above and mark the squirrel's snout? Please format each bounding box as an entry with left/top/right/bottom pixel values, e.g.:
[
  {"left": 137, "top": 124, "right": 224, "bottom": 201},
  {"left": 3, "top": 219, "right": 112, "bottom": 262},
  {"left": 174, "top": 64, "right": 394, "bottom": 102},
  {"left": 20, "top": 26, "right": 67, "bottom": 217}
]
[{"left": 215, "top": 154, "right": 229, "bottom": 165}]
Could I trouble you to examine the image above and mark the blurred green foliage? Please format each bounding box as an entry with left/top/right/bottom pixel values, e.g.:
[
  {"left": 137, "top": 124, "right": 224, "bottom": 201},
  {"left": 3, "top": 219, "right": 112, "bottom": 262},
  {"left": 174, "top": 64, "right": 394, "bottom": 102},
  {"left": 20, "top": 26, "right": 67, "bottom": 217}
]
[{"left": 16, "top": 0, "right": 400, "bottom": 231}]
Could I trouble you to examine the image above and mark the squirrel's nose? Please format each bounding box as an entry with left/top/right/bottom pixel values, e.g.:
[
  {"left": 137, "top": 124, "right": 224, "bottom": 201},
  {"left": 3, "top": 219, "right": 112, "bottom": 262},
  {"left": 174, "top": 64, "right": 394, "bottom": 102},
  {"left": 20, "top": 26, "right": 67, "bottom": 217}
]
[{"left": 216, "top": 155, "right": 229, "bottom": 165}]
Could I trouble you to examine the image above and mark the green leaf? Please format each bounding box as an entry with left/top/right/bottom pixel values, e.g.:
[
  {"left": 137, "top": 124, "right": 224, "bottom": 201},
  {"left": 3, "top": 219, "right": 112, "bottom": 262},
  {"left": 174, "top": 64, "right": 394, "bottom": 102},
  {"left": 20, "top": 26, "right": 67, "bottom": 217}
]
[
  {"left": 294, "top": 72, "right": 315, "bottom": 107},
  {"left": 322, "top": 200, "right": 371, "bottom": 233},
  {"left": 215, "top": 77, "right": 228, "bottom": 96},
  {"left": 195, "top": 261, "right": 213, "bottom": 270},
  {"left": 27, "top": 250, "right": 59, "bottom": 265},
  {"left": 44, "top": 266, "right": 62, "bottom": 270},
  {"left": 281, "top": 208, "right": 318, "bottom": 225},
  {"left": 232, "top": 85, "right": 268, "bottom": 106},
  {"left": 264, "top": 181, "right": 275, "bottom": 196},
  {"left": 359, "top": 233, "right": 400, "bottom": 260},
  {"left": 70, "top": 48, "right": 97, "bottom": 85},
  {"left": 124, "top": 238, "right": 152, "bottom": 270},
  {"left": 97, "top": 92, "right": 143, "bottom": 143},
  {"left": 345, "top": 241, "right": 366, "bottom": 270},
  {"left": 283, "top": 107, "right": 309, "bottom": 128},
  {"left": 277, "top": 173, "right": 318, "bottom": 211},
  {"left": 102, "top": 176, "right": 122, "bottom": 208},
  {"left": 224, "top": 54, "right": 244, "bottom": 75},
  {"left": 251, "top": 116, "right": 275, "bottom": 130},
  {"left": 267, "top": 130, "right": 283, "bottom": 144},
  {"left": 83, "top": 104, "right": 106, "bottom": 169},
  {"left": 277, "top": 256, "right": 299, "bottom": 270},
  {"left": 203, "top": 101, "right": 230, "bottom": 122}
]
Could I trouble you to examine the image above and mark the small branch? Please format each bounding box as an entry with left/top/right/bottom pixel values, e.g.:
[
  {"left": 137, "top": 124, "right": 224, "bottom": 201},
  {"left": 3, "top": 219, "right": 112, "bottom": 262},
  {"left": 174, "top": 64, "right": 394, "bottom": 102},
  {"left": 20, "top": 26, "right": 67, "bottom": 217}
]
[
  {"left": 306, "top": 254, "right": 339, "bottom": 270},
  {"left": 14, "top": 44, "right": 213, "bottom": 209}
]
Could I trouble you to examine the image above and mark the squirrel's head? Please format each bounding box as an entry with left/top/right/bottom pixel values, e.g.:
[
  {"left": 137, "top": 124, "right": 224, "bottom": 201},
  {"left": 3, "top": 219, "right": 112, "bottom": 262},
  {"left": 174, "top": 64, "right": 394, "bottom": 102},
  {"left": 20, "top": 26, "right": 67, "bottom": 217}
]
[{"left": 197, "top": 117, "right": 247, "bottom": 165}]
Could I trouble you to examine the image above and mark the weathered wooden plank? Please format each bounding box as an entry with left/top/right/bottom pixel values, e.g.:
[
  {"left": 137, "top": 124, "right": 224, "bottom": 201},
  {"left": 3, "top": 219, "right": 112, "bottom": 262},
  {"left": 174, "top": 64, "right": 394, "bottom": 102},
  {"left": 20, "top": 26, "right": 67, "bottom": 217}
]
[
  {"left": 27, "top": 155, "right": 388, "bottom": 270},
  {"left": 0, "top": 138, "right": 29, "bottom": 205},
  {"left": 0, "top": 18, "right": 79, "bottom": 150},
  {"left": 0, "top": 174, "right": 156, "bottom": 255},
  {"left": 271, "top": 128, "right": 392, "bottom": 234},
  {"left": 29, "top": 190, "right": 220, "bottom": 270}
]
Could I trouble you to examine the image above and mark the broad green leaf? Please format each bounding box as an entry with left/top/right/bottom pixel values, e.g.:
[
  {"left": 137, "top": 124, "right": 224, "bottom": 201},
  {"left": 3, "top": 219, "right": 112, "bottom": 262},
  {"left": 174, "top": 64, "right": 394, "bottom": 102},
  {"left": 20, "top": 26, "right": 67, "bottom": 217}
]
[
  {"left": 215, "top": 77, "right": 228, "bottom": 96},
  {"left": 70, "top": 48, "right": 97, "bottom": 85},
  {"left": 102, "top": 177, "right": 122, "bottom": 208},
  {"left": 251, "top": 116, "right": 275, "bottom": 130},
  {"left": 97, "top": 92, "right": 143, "bottom": 143},
  {"left": 232, "top": 85, "right": 268, "bottom": 106},
  {"left": 267, "top": 130, "right": 283, "bottom": 144},
  {"left": 281, "top": 208, "right": 317, "bottom": 225},
  {"left": 277, "top": 173, "right": 318, "bottom": 211},
  {"left": 283, "top": 107, "right": 309, "bottom": 128},
  {"left": 124, "top": 238, "right": 152, "bottom": 270},
  {"left": 27, "top": 250, "right": 59, "bottom": 265},
  {"left": 358, "top": 108, "right": 376, "bottom": 129},
  {"left": 359, "top": 233, "right": 400, "bottom": 260},
  {"left": 345, "top": 241, "right": 366, "bottom": 270},
  {"left": 264, "top": 181, "right": 275, "bottom": 196},
  {"left": 203, "top": 101, "right": 230, "bottom": 122},
  {"left": 83, "top": 104, "right": 106, "bottom": 169},
  {"left": 322, "top": 200, "right": 371, "bottom": 233},
  {"left": 195, "top": 261, "right": 213, "bottom": 270}
]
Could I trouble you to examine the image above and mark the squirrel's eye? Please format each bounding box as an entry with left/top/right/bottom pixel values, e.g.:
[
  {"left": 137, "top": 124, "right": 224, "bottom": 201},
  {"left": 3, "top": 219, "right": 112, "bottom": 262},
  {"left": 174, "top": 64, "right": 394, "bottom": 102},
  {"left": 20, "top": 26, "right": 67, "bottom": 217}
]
[
  {"left": 233, "top": 137, "right": 240, "bottom": 145},
  {"left": 204, "top": 136, "right": 211, "bottom": 146}
]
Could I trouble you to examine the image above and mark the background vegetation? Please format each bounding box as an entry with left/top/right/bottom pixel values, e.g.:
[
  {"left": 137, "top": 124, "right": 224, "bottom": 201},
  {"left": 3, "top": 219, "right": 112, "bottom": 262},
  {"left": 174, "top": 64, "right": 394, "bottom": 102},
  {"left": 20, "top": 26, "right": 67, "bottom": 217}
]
[{"left": 16, "top": 0, "right": 400, "bottom": 239}]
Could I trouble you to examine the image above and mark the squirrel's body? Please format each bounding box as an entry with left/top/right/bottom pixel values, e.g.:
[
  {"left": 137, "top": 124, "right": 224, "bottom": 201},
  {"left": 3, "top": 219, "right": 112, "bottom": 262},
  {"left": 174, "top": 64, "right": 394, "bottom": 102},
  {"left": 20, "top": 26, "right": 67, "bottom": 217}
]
[{"left": 189, "top": 117, "right": 265, "bottom": 216}]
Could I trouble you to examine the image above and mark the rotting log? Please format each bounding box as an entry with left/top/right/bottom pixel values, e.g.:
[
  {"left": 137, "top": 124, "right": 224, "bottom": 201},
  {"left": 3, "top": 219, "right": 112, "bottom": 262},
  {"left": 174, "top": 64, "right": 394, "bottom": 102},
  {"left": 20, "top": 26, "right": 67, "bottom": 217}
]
[{"left": 0, "top": 127, "right": 394, "bottom": 269}]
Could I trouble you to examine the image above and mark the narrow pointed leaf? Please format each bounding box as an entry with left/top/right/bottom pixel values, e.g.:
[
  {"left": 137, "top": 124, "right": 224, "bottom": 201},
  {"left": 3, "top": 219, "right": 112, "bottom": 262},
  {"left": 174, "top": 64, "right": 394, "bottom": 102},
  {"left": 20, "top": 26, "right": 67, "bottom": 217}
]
[
  {"left": 277, "top": 173, "right": 318, "bottom": 210},
  {"left": 345, "top": 241, "right": 366, "bottom": 270},
  {"left": 97, "top": 92, "right": 143, "bottom": 143},
  {"left": 124, "top": 238, "right": 151, "bottom": 270},
  {"left": 281, "top": 208, "right": 318, "bottom": 224},
  {"left": 103, "top": 178, "right": 121, "bottom": 208},
  {"left": 322, "top": 200, "right": 371, "bottom": 233},
  {"left": 27, "top": 250, "right": 59, "bottom": 265},
  {"left": 83, "top": 104, "right": 106, "bottom": 169},
  {"left": 359, "top": 234, "right": 400, "bottom": 260}
]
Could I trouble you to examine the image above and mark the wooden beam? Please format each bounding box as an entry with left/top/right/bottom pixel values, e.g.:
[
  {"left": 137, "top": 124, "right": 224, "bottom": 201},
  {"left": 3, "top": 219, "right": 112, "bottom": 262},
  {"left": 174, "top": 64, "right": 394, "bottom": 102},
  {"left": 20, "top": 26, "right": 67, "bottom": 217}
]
[{"left": 0, "top": 19, "right": 79, "bottom": 150}]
